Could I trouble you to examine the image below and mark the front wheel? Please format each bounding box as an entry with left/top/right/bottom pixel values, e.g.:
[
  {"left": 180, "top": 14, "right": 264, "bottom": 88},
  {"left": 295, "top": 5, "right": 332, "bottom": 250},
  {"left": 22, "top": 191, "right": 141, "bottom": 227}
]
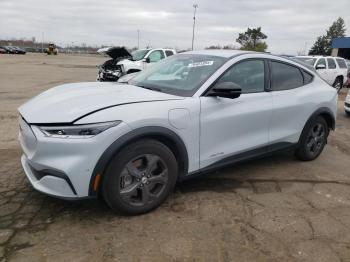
[
  {"left": 102, "top": 139, "right": 178, "bottom": 215},
  {"left": 295, "top": 116, "right": 329, "bottom": 161}
]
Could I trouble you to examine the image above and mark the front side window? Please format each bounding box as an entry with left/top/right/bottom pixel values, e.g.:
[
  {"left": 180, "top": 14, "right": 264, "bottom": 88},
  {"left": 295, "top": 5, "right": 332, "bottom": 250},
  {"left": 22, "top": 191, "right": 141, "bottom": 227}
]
[
  {"left": 129, "top": 54, "right": 227, "bottom": 96},
  {"left": 316, "top": 58, "right": 326, "bottom": 68},
  {"left": 327, "top": 58, "right": 336, "bottom": 69},
  {"left": 148, "top": 50, "right": 165, "bottom": 62},
  {"left": 336, "top": 58, "right": 347, "bottom": 69},
  {"left": 216, "top": 60, "right": 265, "bottom": 93},
  {"left": 132, "top": 49, "right": 149, "bottom": 61},
  {"left": 271, "top": 61, "right": 303, "bottom": 91}
]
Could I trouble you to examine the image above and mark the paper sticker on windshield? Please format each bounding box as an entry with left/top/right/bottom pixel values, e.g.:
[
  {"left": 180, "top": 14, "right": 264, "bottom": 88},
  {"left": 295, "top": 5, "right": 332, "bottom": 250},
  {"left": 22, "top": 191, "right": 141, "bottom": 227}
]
[{"left": 188, "top": 61, "right": 214, "bottom": 68}]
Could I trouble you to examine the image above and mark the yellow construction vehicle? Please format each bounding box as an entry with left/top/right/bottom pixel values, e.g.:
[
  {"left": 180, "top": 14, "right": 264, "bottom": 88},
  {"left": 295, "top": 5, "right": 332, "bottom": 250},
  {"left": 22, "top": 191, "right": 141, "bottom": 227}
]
[{"left": 45, "top": 43, "right": 58, "bottom": 55}]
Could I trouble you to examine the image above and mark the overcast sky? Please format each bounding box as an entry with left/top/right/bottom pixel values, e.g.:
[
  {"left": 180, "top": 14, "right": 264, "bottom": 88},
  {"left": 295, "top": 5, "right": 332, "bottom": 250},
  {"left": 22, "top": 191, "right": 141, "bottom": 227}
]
[{"left": 0, "top": 0, "right": 349, "bottom": 54}]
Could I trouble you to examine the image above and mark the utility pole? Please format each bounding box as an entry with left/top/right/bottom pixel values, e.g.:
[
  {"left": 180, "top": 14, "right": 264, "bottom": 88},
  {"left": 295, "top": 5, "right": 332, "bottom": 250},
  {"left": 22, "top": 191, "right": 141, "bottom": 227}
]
[
  {"left": 137, "top": 29, "right": 140, "bottom": 49},
  {"left": 191, "top": 4, "right": 198, "bottom": 51},
  {"left": 41, "top": 32, "right": 44, "bottom": 53}
]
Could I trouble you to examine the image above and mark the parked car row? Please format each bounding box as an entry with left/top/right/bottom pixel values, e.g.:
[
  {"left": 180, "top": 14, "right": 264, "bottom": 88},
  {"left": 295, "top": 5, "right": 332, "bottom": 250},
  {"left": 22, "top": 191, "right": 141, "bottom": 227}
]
[
  {"left": 97, "top": 47, "right": 176, "bottom": 81},
  {"left": 0, "top": 46, "right": 26, "bottom": 54}
]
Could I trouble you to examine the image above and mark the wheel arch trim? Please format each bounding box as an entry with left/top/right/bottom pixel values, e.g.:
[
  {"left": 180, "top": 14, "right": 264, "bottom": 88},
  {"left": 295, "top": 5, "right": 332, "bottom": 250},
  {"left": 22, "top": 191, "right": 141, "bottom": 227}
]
[
  {"left": 88, "top": 126, "right": 189, "bottom": 196},
  {"left": 299, "top": 107, "right": 336, "bottom": 144},
  {"left": 311, "top": 107, "right": 336, "bottom": 130}
]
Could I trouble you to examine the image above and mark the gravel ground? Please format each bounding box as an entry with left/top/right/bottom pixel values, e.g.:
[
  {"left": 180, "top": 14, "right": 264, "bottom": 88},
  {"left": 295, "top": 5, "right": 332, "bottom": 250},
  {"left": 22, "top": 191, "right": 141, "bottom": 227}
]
[{"left": 0, "top": 53, "right": 350, "bottom": 262}]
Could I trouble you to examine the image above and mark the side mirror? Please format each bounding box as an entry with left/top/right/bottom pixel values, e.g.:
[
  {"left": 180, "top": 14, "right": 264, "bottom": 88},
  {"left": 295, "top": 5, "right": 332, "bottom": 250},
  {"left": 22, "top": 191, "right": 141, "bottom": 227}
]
[
  {"left": 207, "top": 82, "right": 242, "bottom": 99},
  {"left": 144, "top": 57, "right": 151, "bottom": 63},
  {"left": 316, "top": 64, "right": 326, "bottom": 70}
]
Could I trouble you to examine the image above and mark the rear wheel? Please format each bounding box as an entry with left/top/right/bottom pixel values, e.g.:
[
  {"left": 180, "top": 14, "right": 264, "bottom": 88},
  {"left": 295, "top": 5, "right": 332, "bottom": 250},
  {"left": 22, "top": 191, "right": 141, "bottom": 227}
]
[
  {"left": 103, "top": 139, "right": 178, "bottom": 215},
  {"left": 295, "top": 116, "right": 329, "bottom": 161}
]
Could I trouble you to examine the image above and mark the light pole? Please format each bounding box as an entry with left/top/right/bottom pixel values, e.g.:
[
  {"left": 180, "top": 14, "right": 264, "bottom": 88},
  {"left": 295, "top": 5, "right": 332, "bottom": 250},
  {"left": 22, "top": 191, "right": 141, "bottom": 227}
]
[
  {"left": 41, "top": 32, "right": 44, "bottom": 53},
  {"left": 191, "top": 4, "right": 198, "bottom": 51},
  {"left": 137, "top": 29, "right": 140, "bottom": 49}
]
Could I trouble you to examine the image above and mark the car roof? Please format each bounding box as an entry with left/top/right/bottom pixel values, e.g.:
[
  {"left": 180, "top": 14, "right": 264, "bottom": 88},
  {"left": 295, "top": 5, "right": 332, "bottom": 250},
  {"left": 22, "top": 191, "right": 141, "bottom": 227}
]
[
  {"left": 184, "top": 50, "right": 253, "bottom": 58},
  {"left": 176, "top": 50, "right": 317, "bottom": 74},
  {"left": 296, "top": 55, "right": 342, "bottom": 59},
  {"left": 136, "top": 48, "right": 175, "bottom": 52}
]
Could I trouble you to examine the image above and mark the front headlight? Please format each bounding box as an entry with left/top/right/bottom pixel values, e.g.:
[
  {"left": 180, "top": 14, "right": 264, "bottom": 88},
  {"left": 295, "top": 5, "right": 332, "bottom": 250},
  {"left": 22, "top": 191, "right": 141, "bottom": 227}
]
[{"left": 39, "top": 121, "right": 121, "bottom": 138}]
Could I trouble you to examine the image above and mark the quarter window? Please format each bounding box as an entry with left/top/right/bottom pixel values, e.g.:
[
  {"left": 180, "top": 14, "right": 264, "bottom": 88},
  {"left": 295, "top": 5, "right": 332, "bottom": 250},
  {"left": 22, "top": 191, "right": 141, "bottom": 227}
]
[
  {"left": 327, "top": 58, "right": 336, "bottom": 69},
  {"left": 216, "top": 60, "right": 265, "bottom": 94},
  {"left": 302, "top": 70, "right": 313, "bottom": 85},
  {"left": 336, "top": 58, "right": 347, "bottom": 69},
  {"left": 271, "top": 61, "right": 303, "bottom": 91}
]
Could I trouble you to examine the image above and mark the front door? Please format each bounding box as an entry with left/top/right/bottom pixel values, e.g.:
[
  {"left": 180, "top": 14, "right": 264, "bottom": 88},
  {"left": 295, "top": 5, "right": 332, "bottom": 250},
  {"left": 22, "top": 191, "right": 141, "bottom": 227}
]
[
  {"left": 199, "top": 59, "right": 272, "bottom": 169},
  {"left": 315, "top": 58, "right": 332, "bottom": 85}
]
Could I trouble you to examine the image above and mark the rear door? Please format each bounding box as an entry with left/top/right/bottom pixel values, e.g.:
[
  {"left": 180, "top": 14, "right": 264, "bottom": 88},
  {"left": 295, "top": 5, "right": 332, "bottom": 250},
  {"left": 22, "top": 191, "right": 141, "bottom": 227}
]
[
  {"left": 326, "top": 58, "right": 337, "bottom": 85},
  {"left": 269, "top": 60, "right": 314, "bottom": 144},
  {"left": 199, "top": 59, "right": 272, "bottom": 168},
  {"left": 335, "top": 58, "right": 348, "bottom": 84}
]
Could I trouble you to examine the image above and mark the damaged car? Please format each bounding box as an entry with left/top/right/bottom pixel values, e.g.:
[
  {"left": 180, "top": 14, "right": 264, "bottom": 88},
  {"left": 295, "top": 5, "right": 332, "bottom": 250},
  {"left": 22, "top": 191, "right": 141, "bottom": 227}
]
[{"left": 97, "top": 47, "right": 176, "bottom": 81}]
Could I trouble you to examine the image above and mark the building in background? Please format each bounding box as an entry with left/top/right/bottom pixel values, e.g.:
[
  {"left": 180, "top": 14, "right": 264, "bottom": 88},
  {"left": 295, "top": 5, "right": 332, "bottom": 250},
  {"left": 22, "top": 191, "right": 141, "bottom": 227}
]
[{"left": 332, "top": 37, "right": 350, "bottom": 59}]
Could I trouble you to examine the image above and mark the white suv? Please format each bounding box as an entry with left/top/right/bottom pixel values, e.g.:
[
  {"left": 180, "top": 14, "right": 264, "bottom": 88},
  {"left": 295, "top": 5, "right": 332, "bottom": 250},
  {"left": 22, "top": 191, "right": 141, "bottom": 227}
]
[
  {"left": 295, "top": 56, "right": 348, "bottom": 90},
  {"left": 19, "top": 50, "right": 337, "bottom": 214}
]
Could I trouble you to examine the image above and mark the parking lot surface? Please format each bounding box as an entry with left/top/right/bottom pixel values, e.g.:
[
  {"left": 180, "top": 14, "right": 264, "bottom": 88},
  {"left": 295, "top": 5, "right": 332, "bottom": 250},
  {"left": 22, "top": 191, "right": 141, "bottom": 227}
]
[{"left": 1, "top": 53, "right": 350, "bottom": 261}]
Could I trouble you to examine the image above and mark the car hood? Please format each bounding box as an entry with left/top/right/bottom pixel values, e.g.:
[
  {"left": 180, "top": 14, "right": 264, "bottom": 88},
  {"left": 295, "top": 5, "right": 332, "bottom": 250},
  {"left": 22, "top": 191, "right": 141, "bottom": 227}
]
[
  {"left": 97, "top": 46, "right": 132, "bottom": 59},
  {"left": 18, "top": 82, "right": 182, "bottom": 124}
]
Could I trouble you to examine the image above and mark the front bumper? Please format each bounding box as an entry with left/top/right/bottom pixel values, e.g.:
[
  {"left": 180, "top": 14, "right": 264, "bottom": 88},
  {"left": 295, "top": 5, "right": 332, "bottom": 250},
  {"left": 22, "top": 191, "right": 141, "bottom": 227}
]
[
  {"left": 21, "top": 155, "right": 80, "bottom": 199},
  {"left": 19, "top": 118, "right": 132, "bottom": 198},
  {"left": 345, "top": 92, "right": 350, "bottom": 113}
]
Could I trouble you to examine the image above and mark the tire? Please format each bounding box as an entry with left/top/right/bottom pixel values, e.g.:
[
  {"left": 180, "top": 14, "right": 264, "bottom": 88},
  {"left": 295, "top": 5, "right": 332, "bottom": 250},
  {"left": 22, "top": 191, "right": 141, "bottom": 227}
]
[
  {"left": 295, "top": 116, "right": 329, "bottom": 161},
  {"left": 346, "top": 110, "right": 350, "bottom": 117},
  {"left": 102, "top": 139, "right": 178, "bottom": 215},
  {"left": 332, "top": 77, "right": 343, "bottom": 93}
]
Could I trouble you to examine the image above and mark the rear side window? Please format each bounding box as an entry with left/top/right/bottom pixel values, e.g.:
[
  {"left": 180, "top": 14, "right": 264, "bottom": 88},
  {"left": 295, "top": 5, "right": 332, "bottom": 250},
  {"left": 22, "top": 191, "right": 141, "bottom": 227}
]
[
  {"left": 165, "top": 50, "right": 174, "bottom": 57},
  {"left": 336, "top": 58, "right": 347, "bottom": 69},
  {"left": 270, "top": 61, "right": 303, "bottom": 91},
  {"left": 327, "top": 58, "right": 336, "bottom": 69}
]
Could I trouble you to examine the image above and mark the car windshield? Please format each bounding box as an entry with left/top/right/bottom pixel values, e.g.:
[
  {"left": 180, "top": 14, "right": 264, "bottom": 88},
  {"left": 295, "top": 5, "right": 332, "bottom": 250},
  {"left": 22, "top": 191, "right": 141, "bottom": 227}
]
[
  {"left": 129, "top": 54, "right": 227, "bottom": 96},
  {"left": 295, "top": 57, "right": 317, "bottom": 66},
  {"left": 132, "top": 50, "right": 149, "bottom": 61}
]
